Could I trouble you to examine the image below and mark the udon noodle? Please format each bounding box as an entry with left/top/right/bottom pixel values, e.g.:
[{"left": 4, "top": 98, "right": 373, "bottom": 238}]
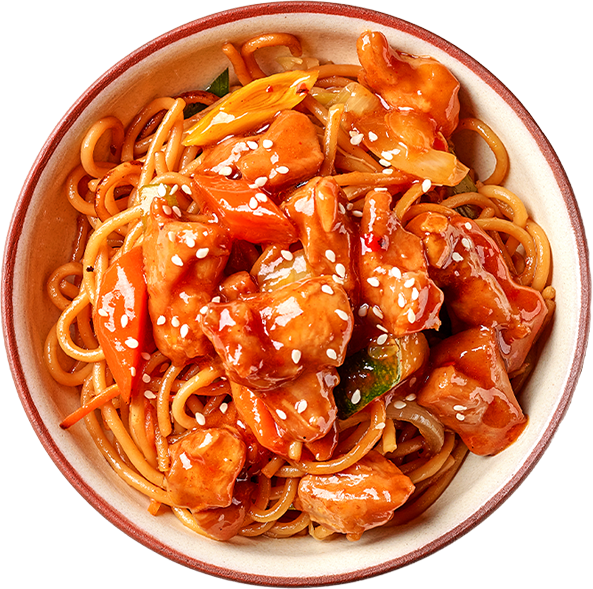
[{"left": 45, "top": 31, "right": 555, "bottom": 541}]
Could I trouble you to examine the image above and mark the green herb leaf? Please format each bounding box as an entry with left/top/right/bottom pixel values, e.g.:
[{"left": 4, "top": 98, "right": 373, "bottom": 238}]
[{"left": 183, "top": 69, "right": 230, "bottom": 119}]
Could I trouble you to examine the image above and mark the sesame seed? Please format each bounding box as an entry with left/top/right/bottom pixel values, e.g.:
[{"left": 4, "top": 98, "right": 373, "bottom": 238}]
[
  {"left": 130, "top": 367, "right": 136, "bottom": 377},
  {"left": 339, "top": 203, "right": 346, "bottom": 215},
  {"left": 281, "top": 250, "right": 293, "bottom": 261},
  {"left": 321, "top": 284, "right": 334, "bottom": 295},
  {"left": 404, "top": 278, "right": 415, "bottom": 288},
  {"left": 247, "top": 140, "right": 258, "bottom": 150},
  {"left": 407, "top": 309, "right": 416, "bottom": 323},
  {"left": 352, "top": 210, "right": 363, "bottom": 217},
  {"left": 291, "top": 349, "right": 302, "bottom": 364},
  {"left": 325, "top": 249, "right": 336, "bottom": 263},
  {"left": 377, "top": 333, "right": 388, "bottom": 345},
  {"left": 195, "top": 412, "right": 206, "bottom": 426},
  {"left": 376, "top": 422, "right": 386, "bottom": 430},
  {"left": 326, "top": 349, "right": 338, "bottom": 360},
  {"left": 411, "top": 287, "right": 419, "bottom": 301},
  {"left": 465, "top": 222, "right": 472, "bottom": 230},
  {"left": 219, "top": 403, "right": 228, "bottom": 414},
  {"left": 157, "top": 315, "right": 166, "bottom": 325},
  {"left": 381, "top": 150, "right": 394, "bottom": 161},
  {"left": 456, "top": 413, "right": 466, "bottom": 421},
  {"left": 255, "top": 192, "right": 267, "bottom": 202},
  {"left": 422, "top": 179, "right": 432, "bottom": 192},
  {"left": 368, "top": 131, "right": 378, "bottom": 142},
  {"left": 98, "top": 308, "right": 109, "bottom": 318},
  {"left": 276, "top": 166, "right": 289, "bottom": 174},
  {"left": 452, "top": 252, "right": 464, "bottom": 262},
  {"left": 162, "top": 204, "right": 172, "bottom": 215},
  {"left": 332, "top": 274, "right": 345, "bottom": 284},
  {"left": 171, "top": 316, "right": 180, "bottom": 328},
  {"left": 372, "top": 306, "right": 384, "bottom": 319},
  {"left": 296, "top": 400, "right": 308, "bottom": 414},
  {"left": 254, "top": 176, "right": 268, "bottom": 187},
  {"left": 185, "top": 235, "right": 196, "bottom": 248},
  {"left": 349, "top": 132, "right": 364, "bottom": 145},
  {"left": 262, "top": 139, "right": 274, "bottom": 149},
  {"left": 358, "top": 304, "right": 369, "bottom": 317},
  {"left": 125, "top": 337, "right": 139, "bottom": 349},
  {"left": 276, "top": 409, "right": 287, "bottom": 420},
  {"left": 461, "top": 237, "right": 472, "bottom": 249},
  {"left": 351, "top": 389, "right": 362, "bottom": 404},
  {"left": 376, "top": 324, "right": 388, "bottom": 333},
  {"left": 335, "top": 309, "right": 349, "bottom": 321},
  {"left": 172, "top": 206, "right": 182, "bottom": 217},
  {"left": 171, "top": 254, "right": 183, "bottom": 267},
  {"left": 157, "top": 184, "right": 167, "bottom": 197},
  {"left": 379, "top": 158, "right": 391, "bottom": 167},
  {"left": 199, "top": 305, "right": 208, "bottom": 315},
  {"left": 144, "top": 390, "right": 157, "bottom": 399},
  {"left": 398, "top": 293, "right": 406, "bottom": 308},
  {"left": 168, "top": 231, "right": 176, "bottom": 242},
  {"left": 219, "top": 165, "right": 233, "bottom": 176},
  {"left": 249, "top": 196, "right": 259, "bottom": 209},
  {"left": 121, "top": 315, "right": 129, "bottom": 328},
  {"left": 405, "top": 394, "right": 417, "bottom": 402},
  {"left": 382, "top": 168, "right": 394, "bottom": 175},
  {"left": 196, "top": 247, "right": 209, "bottom": 259},
  {"left": 211, "top": 296, "right": 221, "bottom": 303},
  {"left": 367, "top": 277, "right": 380, "bottom": 287},
  {"left": 170, "top": 184, "right": 179, "bottom": 195},
  {"left": 181, "top": 184, "right": 192, "bottom": 195},
  {"left": 180, "top": 324, "right": 189, "bottom": 338},
  {"left": 142, "top": 374, "right": 151, "bottom": 383},
  {"left": 335, "top": 263, "right": 346, "bottom": 278},
  {"left": 394, "top": 400, "right": 407, "bottom": 410},
  {"left": 454, "top": 405, "right": 468, "bottom": 411},
  {"left": 141, "top": 352, "right": 151, "bottom": 361},
  {"left": 389, "top": 266, "right": 402, "bottom": 279}
]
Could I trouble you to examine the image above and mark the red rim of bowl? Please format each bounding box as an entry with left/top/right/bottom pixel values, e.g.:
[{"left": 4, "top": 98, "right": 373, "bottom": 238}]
[{"left": 2, "top": 2, "right": 591, "bottom": 586}]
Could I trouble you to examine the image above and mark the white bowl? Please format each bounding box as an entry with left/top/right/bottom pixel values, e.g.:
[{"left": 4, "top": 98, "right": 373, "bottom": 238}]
[{"left": 3, "top": 2, "right": 590, "bottom": 585}]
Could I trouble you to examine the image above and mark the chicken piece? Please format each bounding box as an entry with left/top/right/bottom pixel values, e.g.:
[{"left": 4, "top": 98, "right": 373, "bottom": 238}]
[
  {"left": 192, "top": 481, "right": 255, "bottom": 541},
  {"left": 200, "top": 276, "right": 354, "bottom": 390},
  {"left": 358, "top": 190, "right": 443, "bottom": 335},
  {"left": 217, "top": 271, "right": 259, "bottom": 301},
  {"left": 258, "top": 368, "right": 340, "bottom": 443},
  {"left": 167, "top": 426, "right": 246, "bottom": 511},
  {"left": 417, "top": 327, "right": 527, "bottom": 455},
  {"left": 297, "top": 451, "right": 415, "bottom": 539},
  {"left": 237, "top": 110, "right": 324, "bottom": 191},
  {"left": 406, "top": 212, "right": 548, "bottom": 372},
  {"left": 142, "top": 197, "right": 230, "bottom": 366},
  {"left": 282, "top": 177, "right": 359, "bottom": 301},
  {"left": 357, "top": 30, "right": 460, "bottom": 137}
]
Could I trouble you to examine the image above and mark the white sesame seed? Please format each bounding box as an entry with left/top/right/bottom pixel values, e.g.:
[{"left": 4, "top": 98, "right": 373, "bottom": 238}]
[
  {"left": 321, "top": 284, "right": 334, "bottom": 295},
  {"left": 219, "top": 165, "right": 233, "bottom": 176},
  {"left": 171, "top": 316, "right": 180, "bottom": 328},
  {"left": 255, "top": 192, "right": 267, "bottom": 202},
  {"left": 325, "top": 249, "right": 336, "bottom": 263},
  {"left": 196, "top": 247, "right": 209, "bottom": 259},
  {"left": 405, "top": 394, "right": 417, "bottom": 402},
  {"left": 454, "top": 405, "right": 468, "bottom": 411},
  {"left": 382, "top": 168, "right": 394, "bottom": 175},
  {"left": 219, "top": 402, "right": 228, "bottom": 414},
  {"left": 170, "top": 184, "right": 179, "bottom": 195},
  {"left": 168, "top": 231, "right": 176, "bottom": 242},
  {"left": 452, "top": 252, "right": 464, "bottom": 262},
  {"left": 394, "top": 400, "right": 407, "bottom": 410},
  {"left": 211, "top": 296, "right": 221, "bottom": 303},
  {"left": 172, "top": 206, "right": 182, "bottom": 217},
  {"left": 389, "top": 266, "right": 402, "bottom": 279},
  {"left": 121, "top": 315, "right": 129, "bottom": 328},
  {"left": 180, "top": 324, "right": 189, "bottom": 338},
  {"left": 332, "top": 274, "right": 345, "bottom": 284},
  {"left": 326, "top": 349, "right": 338, "bottom": 360},
  {"left": 349, "top": 132, "right": 364, "bottom": 146},
  {"left": 296, "top": 400, "right": 308, "bottom": 414},
  {"left": 171, "top": 254, "right": 183, "bottom": 267},
  {"left": 98, "top": 308, "right": 109, "bottom": 318},
  {"left": 379, "top": 158, "right": 391, "bottom": 167},
  {"left": 404, "top": 278, "right": 415, "bottom": 288},
  {"left": 195, "top": 412, "right": 206, "bottom": 426},
  {"left": 262, "top": 139, "right": 274, "bottom": 149},
  {"left": 157, "top": 184, "right": 167, "bottom": 197},
  {"left": 157, "top": 315, "right": 166, "bottom": 326},
  {"left": 335, "top": 263, "right": 346, "bottom": 278},
  {"left": 162, "top": 205, "right": 172, "bottom": 215},
  {"left": 199, "top": 305, "right": 208, "bottom": 315},
  {"left": 181, "top": 184, "right": 192, "bottom": 195},
  {"left": 411, "top": 287, "right": 419, "bottom": 301},
  {"left": 276, "top": 166, "right": 289, "bottom": 174},
  {"left": 377, "top": 333, "right": 388, "bottom": 345},
  {"left": 144, "top": 390, "right": 157, "bottom": 399},
  {"left": 141, "top": 352, "right": 151, "bottom": 361},
  {"left": 376, "top": 422, "right": 386, "bottom": 430},
  {"left": 422, "top": 179, "right": 432, "bottom": 192},
  {"left": 142, "top": 374, "right": 151, "bottom": 383},
  {"left": 281, "top": 250, "right": 293, "bottom": 261},
  {"left": 254, "top": 176, "right": 268, "bottom": 187},
  {"left": 338, "top": 203, "right": 346, "bottom": 215},
  {"left": 125, "top": 337, "right": 139, "bottom": 349},
  {"left": 372, "top": 305, "right": 384, "bottom": 319},
  {"left": 249, "top": 196, "right": 259, "bottom": 209},
  {"left": 398, "top": 293, "right": 406, "bottom": 308},
  {"left": 276, "top": 409, "right": 287, "bottom": 420},
  {"left": 185, "top": 235, "right": 196, "bottom": 248},
  {"left": 358, "top": 304, "right": 369, "bottom": 317},
  {"left": 335, "top": 309, "right": 349, "bottom": 321},
  {"left": 368, "top": 131, "right": 378, "bottom": 142},
  {"left": 367, "top": 277, "right": 380, "bottom": 287},
  {"left": 291, "top": 349, "right": 302, "bottom": 364},
  {"left": 461, "top": 237, "right": 472, "bottom": 249},
  {"left": 376, "top": 324, "right": 388, "bottom": 333},
  {"left": 456, "top": 413, "right": 466, "bottom": 421},
  {"left": 247, "top": 140, "right": 258, "bottom": 150},
  {"left": 407, "top": 309, "right": 416, "bottom": 323},
  {"left": 351, "top": 389, "right": 362, "bottom": 404},
  {"left": 352, "top": 210, "right": 363, "bottom": 217},
  {"left": 130, "top": 367, "right": 136, "bottom": 377},
  {"left": 381, "top": 150, "right": 394, "bottom": 161}
]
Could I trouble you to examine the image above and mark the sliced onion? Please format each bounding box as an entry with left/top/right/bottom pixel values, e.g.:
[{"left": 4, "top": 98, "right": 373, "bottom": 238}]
[{"left": 386, "top": 399, "right": 445, "bottom": 455}]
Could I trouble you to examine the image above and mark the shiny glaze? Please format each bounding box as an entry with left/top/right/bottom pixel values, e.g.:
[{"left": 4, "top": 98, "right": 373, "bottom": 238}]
[
  {"left": 297, "top": 450, "right": 415, "bottom": 537},
  {"left": 416, "top": 327, "right": 527, "bottom": 456},
  {"left": 407, "top": 212, "right": 548, "bottom": 372}
]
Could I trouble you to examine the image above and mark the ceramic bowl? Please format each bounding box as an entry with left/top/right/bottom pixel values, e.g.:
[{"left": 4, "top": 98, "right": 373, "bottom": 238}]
[{"left": 3, "top": 2, "right": 590, "bottom": 585}]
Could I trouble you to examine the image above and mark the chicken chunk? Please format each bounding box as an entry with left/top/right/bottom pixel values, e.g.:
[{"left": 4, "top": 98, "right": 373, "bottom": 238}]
[
  {"left": 200, "top": 276, "right": 354, "bottom": 390},
  {"left": 297, "top": 451, "right": 415, "bottom": 539},
  {"left": 406, "top": 212, "right": 547, "bottom": 372},
  {"left": 282, "top": 176, "right": 359, "bottom": 301},
  {"left": 142, "top": 197, "right": 230, "bottom": 365},
  {"left": 416, "top": 327, "right": 527, "bottom": 455},
  {"left": 167, "top": 426, "right": 246, "bottom": 511},
  {"left": 358, "top": 190, "right": 443, "bottom": 335}
]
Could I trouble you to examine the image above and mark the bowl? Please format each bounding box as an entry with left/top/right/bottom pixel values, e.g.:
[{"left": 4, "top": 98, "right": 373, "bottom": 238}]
[{"left": 3, "top": 2, "right": 590, "bottom": 585}]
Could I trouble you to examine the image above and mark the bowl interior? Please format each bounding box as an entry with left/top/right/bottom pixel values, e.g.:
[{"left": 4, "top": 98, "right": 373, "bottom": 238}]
[{"left": 4, "top": 3, "right": 588, "bottom": 585}]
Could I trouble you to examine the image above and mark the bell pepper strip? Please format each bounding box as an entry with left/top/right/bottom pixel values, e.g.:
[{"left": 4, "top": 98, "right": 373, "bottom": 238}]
[
  {"left": 192, "top": 173, "right": 298, "bottom": 244},
  {"left": 183, "top": 69, "right": 318, "bottom": 147},
  {"left": 93, "top": 246, "right": 150, "bottom": 404}
]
